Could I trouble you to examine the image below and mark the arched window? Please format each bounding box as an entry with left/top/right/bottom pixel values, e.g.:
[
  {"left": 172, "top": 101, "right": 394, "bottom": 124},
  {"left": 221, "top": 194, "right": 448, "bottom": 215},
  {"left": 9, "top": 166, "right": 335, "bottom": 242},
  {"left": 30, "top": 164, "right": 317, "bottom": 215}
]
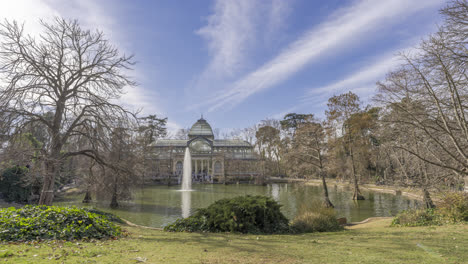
[{"left": 175, "top": 161, "right": 183, "bottom": 175}]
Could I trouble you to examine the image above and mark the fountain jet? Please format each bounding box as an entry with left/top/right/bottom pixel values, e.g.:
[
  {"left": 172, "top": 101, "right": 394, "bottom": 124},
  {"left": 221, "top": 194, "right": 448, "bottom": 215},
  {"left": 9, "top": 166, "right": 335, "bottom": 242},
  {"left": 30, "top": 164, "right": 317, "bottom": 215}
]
[{"left": 181, "top": 147, "right": 192, "bottom": 191}]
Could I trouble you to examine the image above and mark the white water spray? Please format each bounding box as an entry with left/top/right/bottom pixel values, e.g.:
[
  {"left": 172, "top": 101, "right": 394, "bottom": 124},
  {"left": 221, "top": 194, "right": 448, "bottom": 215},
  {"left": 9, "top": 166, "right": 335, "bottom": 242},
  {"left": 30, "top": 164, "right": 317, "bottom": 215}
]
[
  {"left": 181, "top": 191, "right": 191, "bottom": 218},
  {"left": 181, "top": 147, "right": 192, "bottom": 191}
]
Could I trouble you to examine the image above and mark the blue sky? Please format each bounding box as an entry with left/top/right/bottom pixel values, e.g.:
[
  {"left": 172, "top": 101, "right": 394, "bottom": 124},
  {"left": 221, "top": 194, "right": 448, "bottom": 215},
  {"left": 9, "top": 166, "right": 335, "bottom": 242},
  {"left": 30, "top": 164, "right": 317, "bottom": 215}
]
[{"left": 0, "top": 0, "right": 447, "bottom": 135}]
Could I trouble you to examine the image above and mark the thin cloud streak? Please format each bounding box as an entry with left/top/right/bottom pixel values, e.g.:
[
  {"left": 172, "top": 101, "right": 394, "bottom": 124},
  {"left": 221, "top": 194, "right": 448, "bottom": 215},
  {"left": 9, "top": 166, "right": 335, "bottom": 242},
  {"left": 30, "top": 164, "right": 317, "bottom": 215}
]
[
  {"left": 200, "top": 0, "right": 443, "bottom": 113},
  {"left": 196, "top": 0, "right": 257, "bottom": 78},
  {"left": 270, "top": 46, "right": 428, "bottom": 120},
  {"left": 191, "top": 0, "right": 291, "bottom": 98},
  {"left": 301, "top": 53, "right": 403, "bottom": 104}
]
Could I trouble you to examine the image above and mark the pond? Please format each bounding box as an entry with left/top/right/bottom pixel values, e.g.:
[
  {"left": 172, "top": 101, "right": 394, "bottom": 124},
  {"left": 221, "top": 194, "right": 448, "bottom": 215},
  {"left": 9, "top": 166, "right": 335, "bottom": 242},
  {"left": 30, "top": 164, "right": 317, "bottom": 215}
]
[{"left": 55, "top": 183, "right": 420, "bottom": 228}]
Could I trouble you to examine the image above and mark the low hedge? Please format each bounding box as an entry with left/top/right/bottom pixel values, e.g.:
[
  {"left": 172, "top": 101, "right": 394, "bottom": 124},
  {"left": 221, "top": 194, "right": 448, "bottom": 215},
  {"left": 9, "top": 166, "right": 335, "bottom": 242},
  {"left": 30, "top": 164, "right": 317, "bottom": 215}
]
[
  {"left": 0, "top": 206, "right": 121, "bottom": 241},
  {"left": 164, "top": 195, "right": 290, "bottom": 234}
]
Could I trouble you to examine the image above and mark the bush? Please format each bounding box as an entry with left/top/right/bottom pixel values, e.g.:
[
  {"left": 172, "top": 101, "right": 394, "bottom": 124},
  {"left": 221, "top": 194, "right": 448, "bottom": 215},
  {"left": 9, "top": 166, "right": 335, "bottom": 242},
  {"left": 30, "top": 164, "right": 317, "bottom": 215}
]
[
  {"left": 391, "top": 192, "right": 468, "bottom": 227},
  {"left": 0, "top": 206, "right": 121, "bottom": 241},
  {"left": 164, "top": 195, "right": 290, "bottom": 234},
  {"left": 391, "top": 208, "right": 441, "bottom": 227},
  {"left": 437, "top": 192, "right": 468, "bottom": 222},
  {"left": 0, "top": 166, "right": 31, "bottom": 203},
  {"left": 83, "top": 208, "right": 125, "bottom": 224},
  {"left": 290, "top": 202, "right": 343, "bottom": 233}
]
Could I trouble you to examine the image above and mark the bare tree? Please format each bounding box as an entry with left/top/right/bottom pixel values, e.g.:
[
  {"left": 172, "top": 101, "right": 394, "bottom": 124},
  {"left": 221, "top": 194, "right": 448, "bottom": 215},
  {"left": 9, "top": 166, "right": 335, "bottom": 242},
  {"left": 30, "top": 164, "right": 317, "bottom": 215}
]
[
  {"left": 174, "top": 128, "right": 189, "bottom": 140},
  {"left": 374, "top": 0, "right": 468, "bottom": 207},
  {"left": 0, "top": 18, "right": 137, "bottom": 205},
  {"left": 290, "top": 116, "right": 334, "bottom": 207},
  {"left": 376, "top": 35, "right": 467, "bottom": 176}
]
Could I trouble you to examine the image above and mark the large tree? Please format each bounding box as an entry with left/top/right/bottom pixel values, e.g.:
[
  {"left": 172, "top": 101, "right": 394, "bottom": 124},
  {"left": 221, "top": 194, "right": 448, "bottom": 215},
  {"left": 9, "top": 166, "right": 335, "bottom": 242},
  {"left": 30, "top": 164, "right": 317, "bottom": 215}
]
[
  {"left": 289, "top": 114, "right": 334, "bottom": 207},
  {"left": 137, "top": 115, "right": 167, "bottom": 181},
  {"left": 280, "top": 113, "right": 314, "bottom": 137},
  {"left": 0, "top": 18, "right": 137, "bottom": 205},
  {"left": 374, "top": 0, "right": 467, "bottom": 206},
  {"left": 326, "top": 92, "right": 365, "bottom": 200},
  {"left": 256, "top": 124, "right": 282, "bottom": 177}
]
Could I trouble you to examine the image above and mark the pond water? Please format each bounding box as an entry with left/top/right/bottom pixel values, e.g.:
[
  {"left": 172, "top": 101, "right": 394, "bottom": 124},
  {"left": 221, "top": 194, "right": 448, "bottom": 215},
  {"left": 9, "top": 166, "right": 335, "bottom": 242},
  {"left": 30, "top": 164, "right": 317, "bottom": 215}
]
[{"left": 55, "top": 183, "right": 420, "bottom": 228}]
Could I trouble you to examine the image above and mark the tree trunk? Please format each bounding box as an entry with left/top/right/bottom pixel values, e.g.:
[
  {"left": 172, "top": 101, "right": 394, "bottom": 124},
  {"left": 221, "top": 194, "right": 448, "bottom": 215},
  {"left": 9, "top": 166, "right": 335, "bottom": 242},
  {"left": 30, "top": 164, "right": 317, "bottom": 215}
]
[
  {"left": 83, "top": 162, "right": 95, "bottom": 203},
  {"left": 110, "top": 192, "right": 119, "bottom": 208},
  {"left": 419, "top": 154, "right": 435, "bottom": 209},
  {"left": 82, "top": 189, "right": 92, "bottom": 203},
  {"left": 39, "top": 102, "right": 64, "bottom": 206},
  {"left": 38, "top": 160, "right": 57, "bottom": 205},
  {"left": 422, "top": 187, "right": 435, "bottom": 209},
  {"left": 110, "top": 175, "right": 119, "bottom": 208},
  {"left": 350, "top": 147, "right": 365, "bottom": 200},
  {"left": 320, "top": 169, "right": 334, "bottom": 208}
]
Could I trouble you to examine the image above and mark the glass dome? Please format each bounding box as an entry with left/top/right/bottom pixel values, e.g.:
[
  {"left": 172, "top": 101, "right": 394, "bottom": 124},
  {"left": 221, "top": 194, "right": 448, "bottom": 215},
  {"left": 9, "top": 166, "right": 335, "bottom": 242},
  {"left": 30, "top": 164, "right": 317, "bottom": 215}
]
[{"left": 188, "top": 117, "right": 214, "bottom": 139}]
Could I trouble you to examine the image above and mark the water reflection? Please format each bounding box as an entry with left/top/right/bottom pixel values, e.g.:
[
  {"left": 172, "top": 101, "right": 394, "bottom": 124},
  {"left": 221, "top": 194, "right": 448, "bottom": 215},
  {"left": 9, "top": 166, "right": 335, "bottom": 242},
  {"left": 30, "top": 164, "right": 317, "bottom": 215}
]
[
  {"left": 181, "top": 191, "right": 191, "bottom": 218},
  {"left": 271, "top": 184, "right": 280, "bottom": 201}
]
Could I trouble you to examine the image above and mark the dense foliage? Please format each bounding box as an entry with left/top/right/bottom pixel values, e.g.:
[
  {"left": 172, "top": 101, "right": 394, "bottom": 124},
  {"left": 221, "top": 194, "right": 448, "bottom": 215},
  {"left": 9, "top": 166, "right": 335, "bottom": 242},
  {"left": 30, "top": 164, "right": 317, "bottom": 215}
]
[
  {"left": 164, "top": 195, "right": 290, "bottom": 234},
  {"left": 0, "top": 206, "right": 121, "bottom": 241},
  {"left": 0, "top": 166, "right": 32, "bottom": 203},
  {"left": 291, "top": 203, "right": 343, "bottom": 233},
  {"left": 391, "top": 193, "right": 468, "bottom": 227},
  {"left": 83, "top": 208, "right": 125, "bottom": 224}
]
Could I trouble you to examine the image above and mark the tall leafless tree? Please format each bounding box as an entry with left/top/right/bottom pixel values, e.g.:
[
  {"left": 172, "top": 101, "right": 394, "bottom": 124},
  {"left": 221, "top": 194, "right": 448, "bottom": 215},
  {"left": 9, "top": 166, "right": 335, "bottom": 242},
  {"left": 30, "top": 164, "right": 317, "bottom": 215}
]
[
  {"left": 0, "top": 18, "right": 137, "bottom": 205},
  {"left": 375, "top": 0, "right": 468, "bottom": 206}
]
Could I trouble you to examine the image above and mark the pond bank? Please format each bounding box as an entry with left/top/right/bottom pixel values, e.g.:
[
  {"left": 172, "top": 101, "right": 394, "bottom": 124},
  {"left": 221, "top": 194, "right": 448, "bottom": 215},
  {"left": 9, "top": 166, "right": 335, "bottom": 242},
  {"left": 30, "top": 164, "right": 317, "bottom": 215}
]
[{"left": 304, "top": 178, "right": 428, "bottom": 202}]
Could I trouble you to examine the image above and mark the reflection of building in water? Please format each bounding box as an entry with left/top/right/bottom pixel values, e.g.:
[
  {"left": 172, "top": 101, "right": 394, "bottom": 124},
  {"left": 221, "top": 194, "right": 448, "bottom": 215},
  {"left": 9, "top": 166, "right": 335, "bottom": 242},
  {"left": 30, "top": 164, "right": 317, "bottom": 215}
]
[
  {"left": 271, "top": 184, "right": 280, "bottom": 201},
  {"left": 151, "top": 117, "right": 258, "bottom": 184}
]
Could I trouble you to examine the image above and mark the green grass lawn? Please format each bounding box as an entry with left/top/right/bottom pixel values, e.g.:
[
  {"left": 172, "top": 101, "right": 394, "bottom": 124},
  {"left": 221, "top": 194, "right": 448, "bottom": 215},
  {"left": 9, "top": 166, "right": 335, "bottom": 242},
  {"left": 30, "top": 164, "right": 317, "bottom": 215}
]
[{"left": 0, "top": 219, "right": 466, "bottom": 264}]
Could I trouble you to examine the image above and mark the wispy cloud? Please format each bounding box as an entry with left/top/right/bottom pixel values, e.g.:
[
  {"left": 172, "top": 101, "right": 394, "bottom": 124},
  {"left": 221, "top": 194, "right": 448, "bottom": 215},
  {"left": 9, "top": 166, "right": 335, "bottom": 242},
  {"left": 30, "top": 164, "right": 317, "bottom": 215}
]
[
  {"left": 269, "top": 47, "right": 411, "bottom": 119},
  {"left": 199, "top": 0, "right": 443, "bottom": 112},
  {"left": 302, "top": 52, "right": 403, "bottom": 104},
  {"left": 197, "top": 0, "right": 257, "bottom": 78},
  {"left": 192, "top": 0, "right": 290, "bottom": 96},
  {"left": 0, "top": 0, "right": 58, "bottom": 34},
  {"left": 271, "top": 43, "right": 425, "bottom": 119}
]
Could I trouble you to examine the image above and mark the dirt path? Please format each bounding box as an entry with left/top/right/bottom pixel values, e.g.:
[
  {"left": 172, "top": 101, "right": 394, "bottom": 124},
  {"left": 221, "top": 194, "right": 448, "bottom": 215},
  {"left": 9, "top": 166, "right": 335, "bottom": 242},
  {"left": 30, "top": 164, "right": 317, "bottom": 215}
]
[{"left": 346, "top": 217, "right": 393, "bottom": 229}]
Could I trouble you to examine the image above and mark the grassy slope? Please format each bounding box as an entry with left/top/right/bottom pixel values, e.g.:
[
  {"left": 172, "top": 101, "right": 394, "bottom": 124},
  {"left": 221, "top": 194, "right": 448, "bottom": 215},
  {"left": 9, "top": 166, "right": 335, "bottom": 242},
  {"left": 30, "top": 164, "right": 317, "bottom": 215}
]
[{"left": 0, "top": 219, "right": 467, "bottom": 264}]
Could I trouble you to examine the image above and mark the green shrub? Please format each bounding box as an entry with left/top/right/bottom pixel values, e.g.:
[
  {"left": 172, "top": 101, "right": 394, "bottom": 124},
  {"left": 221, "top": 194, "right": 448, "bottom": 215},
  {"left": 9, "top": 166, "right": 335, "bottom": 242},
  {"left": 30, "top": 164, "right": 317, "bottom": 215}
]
[
  {"left": 391, "top": 208, "right": 441, "bottom": 227},
  {"left": 391, "top": 192, "right": 468, "bottom": 227},
  {"left": 0, "top": 205, "right": 121, "bottom": 241},
  {"left": 83, "top": 208, "right": 125, "bottom": 224},
  {"left": 164, "top": 195, "right": 290, "bottom": 234},
  {"left": 290, "top": 202, "right": 343, "bottom": 233},
  {"left": 0, "top": 166, "right": 31, "bottom": 203}
]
